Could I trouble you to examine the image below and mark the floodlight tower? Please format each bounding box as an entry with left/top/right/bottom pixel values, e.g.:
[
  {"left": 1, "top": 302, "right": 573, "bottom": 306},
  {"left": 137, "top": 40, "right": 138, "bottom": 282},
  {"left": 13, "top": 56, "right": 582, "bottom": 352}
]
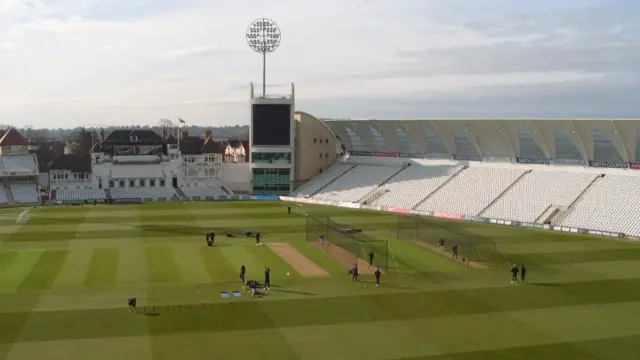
[{"left": 246, "top": 18, "right": 281, "bottom": 97}]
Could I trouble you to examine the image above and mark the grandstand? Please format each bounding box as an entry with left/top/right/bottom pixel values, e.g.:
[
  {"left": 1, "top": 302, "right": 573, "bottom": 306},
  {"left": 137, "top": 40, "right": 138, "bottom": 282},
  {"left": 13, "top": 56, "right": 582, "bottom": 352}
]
[
  {"left": 10, "top": 183, "right": 40, "bottom": 204},
  {"left": 293, "top": 119, "right": 640, "bottom": 239},
  {"left": 0, "top": 128, "right": 40, "bottom": 205},
  {"left": 55, "top": 187, "right": 106, "bottom": 202},
  {"left": 0, "top": 187, "right": 8, "bottom": 205}
]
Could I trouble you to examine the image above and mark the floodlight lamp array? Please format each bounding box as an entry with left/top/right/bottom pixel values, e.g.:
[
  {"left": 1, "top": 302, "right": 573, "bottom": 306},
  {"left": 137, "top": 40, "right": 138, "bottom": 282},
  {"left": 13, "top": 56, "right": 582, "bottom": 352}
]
[{"left": 246, "top": 18, "right": 281, "bottom": 53}]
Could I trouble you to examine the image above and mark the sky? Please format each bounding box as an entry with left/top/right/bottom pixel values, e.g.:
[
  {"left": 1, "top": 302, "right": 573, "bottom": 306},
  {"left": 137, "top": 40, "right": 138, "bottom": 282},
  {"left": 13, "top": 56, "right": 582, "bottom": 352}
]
[{"left": 0, "top": 0, "right": 638, "bottom": 128}]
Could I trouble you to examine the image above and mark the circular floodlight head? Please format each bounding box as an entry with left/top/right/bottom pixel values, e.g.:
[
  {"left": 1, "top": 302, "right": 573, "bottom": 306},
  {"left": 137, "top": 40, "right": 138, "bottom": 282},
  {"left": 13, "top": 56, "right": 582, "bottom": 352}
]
[{"left": 246, "top": 18, "right": 281, "bottom": 54}]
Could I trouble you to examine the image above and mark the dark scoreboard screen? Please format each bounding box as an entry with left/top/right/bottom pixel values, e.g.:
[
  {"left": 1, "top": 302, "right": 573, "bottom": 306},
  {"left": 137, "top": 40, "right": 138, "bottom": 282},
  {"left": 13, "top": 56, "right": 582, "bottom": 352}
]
[{"left": 252, "top": 104, "right": 291, "bottom": 146}]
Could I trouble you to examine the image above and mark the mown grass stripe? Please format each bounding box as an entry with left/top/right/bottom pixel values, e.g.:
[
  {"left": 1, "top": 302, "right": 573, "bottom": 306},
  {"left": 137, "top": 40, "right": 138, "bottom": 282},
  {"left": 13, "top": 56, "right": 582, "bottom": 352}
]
[
  {"left": 199, "top": 246, "right": 239, "bottom": 283},
  {"left": 172, "top": 245, "right": 211, "bottom": 283},
  {"left": 19, "top": 250, "right": 68, "bottom": 291},
  {"left": 117, "top": 243, "right": 147, "bottom": 285},
  {"left": 85, "top": 248, "right": 120, "bottom": 287},
  {"left": 146, "top": 246, "right": 182, "bottom": 283},
  {"left": 52, "top": 246, "right": 94, "bottom": 288},
  {"left": 219, "top": 245, "right": 263, "bottom": 281},
  {"left": 0, "top": 251, "right": 20, "bottom": 273},
  {"left": 0, "top": 251, "right": 44, "bottom": 292}
]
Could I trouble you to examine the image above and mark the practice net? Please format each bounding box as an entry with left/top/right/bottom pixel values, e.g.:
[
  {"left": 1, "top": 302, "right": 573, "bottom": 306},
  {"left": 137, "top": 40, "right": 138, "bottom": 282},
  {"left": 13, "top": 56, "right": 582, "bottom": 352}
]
[
  {"left": 305, "top": 215, "right": 389, "bottom": 272},
  {"left": 396, "top": 215, "right": 509, "bottom": 269}
]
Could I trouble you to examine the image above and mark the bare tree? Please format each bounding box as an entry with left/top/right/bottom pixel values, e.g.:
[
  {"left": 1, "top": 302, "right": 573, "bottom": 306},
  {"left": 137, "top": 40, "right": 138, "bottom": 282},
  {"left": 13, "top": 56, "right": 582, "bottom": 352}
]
[
  {"left": 158, "top": 118, "right": 176, "bottom": 139},
  {"left": 159, "top": 118, "right": 175, "bottom": 128}
]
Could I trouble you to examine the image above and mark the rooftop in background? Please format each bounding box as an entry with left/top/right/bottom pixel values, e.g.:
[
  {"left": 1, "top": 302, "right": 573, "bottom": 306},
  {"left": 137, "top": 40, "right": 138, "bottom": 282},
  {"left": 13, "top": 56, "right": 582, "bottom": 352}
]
[{"left": 0, "top": 128, "right": 29, "bottom": 146}]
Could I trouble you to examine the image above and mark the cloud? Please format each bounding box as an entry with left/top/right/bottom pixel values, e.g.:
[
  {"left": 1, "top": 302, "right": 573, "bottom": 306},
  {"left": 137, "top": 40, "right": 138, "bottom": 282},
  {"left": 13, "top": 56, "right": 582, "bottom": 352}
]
[
  {"left": 157, "top": 44, "right": 238, "bottom": 59},
  {"left": 0, "top": 0, "right": 637, "bottom": 128}
]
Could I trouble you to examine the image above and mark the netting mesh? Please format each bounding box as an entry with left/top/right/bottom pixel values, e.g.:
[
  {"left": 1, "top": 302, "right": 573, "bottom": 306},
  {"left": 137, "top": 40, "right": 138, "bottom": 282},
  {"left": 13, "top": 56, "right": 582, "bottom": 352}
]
[
  {"left": 306, "top": 215, "right": 388, "bottom": 272},
  {"left": 396, "top": 215, "right": 502, "bottom": 267}
]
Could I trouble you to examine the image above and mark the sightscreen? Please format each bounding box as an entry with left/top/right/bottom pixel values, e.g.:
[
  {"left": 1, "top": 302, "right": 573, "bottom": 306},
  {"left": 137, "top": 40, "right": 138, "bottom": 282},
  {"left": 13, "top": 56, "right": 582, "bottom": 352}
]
[{"left": 252, "top": 104, "right": 291, "bottom": 146}]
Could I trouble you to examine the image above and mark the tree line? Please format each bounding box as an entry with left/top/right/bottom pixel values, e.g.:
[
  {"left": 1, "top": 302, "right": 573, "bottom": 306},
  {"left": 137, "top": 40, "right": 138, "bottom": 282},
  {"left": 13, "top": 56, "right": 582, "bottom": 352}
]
[{"left": 6, "top": 121, "right": 249, "bottom": 142}]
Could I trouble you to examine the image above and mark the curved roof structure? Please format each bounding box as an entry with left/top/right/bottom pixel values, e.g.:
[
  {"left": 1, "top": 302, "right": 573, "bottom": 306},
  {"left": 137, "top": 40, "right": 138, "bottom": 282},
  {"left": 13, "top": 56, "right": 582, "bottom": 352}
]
[{"left": 323, "top": 119, "right": 640, "bottom": 163}]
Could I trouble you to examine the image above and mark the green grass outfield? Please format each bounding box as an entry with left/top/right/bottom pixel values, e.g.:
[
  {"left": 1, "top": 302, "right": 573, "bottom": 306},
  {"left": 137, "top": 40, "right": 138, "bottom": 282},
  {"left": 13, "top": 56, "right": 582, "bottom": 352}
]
[{"left": 1, "top": 201, "right": 640, "bottom": 360}]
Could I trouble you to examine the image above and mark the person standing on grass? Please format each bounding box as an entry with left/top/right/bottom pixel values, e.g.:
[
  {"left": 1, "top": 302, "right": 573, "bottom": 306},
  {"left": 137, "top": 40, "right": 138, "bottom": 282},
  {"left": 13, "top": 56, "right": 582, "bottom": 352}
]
[
  {"left": 375, "top": 267, "right": 381, "bottom": 286},
  {"left": 510, "top": 264, "right": 519, "bottom": 283},
  {"left": 128, "top": 297, "right": 137, "bottom": 312},
  {"left": 264, "top": 266, "right": 271, "bottom": 291},
  {"left": 520, "top": 265, "right": 526, "bottom": 283},
  {"left": 287, "top": 206, "right": 291, "bottom": 215},
  {"left": 256, "top": 232, "right": 261, "bottom": 246},
  {"left": 368, "top": 250, "right": 375, "bottom": 266},
  {"left": 240, "top": 264, "right": 246, "bottom": 283},
  {"left": 452, "top": 244, "right": 459, "bottom": 259},
  {"left": 210, "top": 231, "right": 215, "bottom": 246},
  {"left": 352, "top": 264, "right": 359, "bottom": 282}
]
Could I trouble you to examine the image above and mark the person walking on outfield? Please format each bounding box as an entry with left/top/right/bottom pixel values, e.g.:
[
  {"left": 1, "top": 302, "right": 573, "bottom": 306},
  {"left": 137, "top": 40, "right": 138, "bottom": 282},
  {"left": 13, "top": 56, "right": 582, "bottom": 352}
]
[
  {"left": 510, "top": 264, "right": 519, "bottom": 283},
  {"left": 240, "top": 264, "right": 246, "bottom": 283},
  {"left": 287, "top": 206, "right": 291, "bottom": 215},
  {"left": 255, "top": 232, "right": 261, "bottom": 246},
  {"left": 368, "top": 250, "right": 375, "bottom": 266},
  {"left": 452, "top": 244, "right": 459, "bottom": 259},
  {"left": 520, "top": 265, "right": 526, "bottom": 283},
  {"left": 374, "top": 267, "right": 381, "bottom": 287}
]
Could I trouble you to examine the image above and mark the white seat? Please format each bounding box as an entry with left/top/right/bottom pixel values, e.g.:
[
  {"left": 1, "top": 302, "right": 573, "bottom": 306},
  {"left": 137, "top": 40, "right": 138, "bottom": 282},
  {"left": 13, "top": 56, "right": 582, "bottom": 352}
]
[
  {"left": 55, "top": 187, "right": 105, "bottom": 201},
  {"left": 110, "top": 187, "right": 178, "bottom": 201},
  {"left": 313, "top": 165, "right": 402, "bottom": 203},
  {"left": 561, "top": 175, "right": 640, "bottom": 237},
  {"left": 482, "top": 170, "right": 598, "bottom": 222},
  {"left": 2, "top": 155, "right": 37, "bottom": 173},
  {"left": 0, "top": 187, "right": 8, "bottom": 204},
  {"left": 416, "top": 167, "right": 526, "bottom": 215},
  {"left": 182, "top": 186, "right": 225, "bottom": 199},
  {"left": 294, "top": 164, "right": 354, "bottom": 197},
  {"left": 10, "top": 183, "right": 39, "bottom": 203},
  {"left": 373, "top": 163, "right": 463, "bottom": 209}
]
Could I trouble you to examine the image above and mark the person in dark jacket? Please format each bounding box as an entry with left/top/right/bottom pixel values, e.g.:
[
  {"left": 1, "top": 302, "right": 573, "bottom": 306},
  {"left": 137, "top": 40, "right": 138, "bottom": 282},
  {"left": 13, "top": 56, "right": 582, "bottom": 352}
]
[
  {"left": 374, "top": 267, "right": 382, "bottom": 286},
  {"left": 511, "top": 264, "right": 519, "bottom": 283},
  {"left": 520, "top": 265, "right": 526, "bottom": 283},
  {"left": 352, "top": 264, "right": 359, "bottom": 282}
]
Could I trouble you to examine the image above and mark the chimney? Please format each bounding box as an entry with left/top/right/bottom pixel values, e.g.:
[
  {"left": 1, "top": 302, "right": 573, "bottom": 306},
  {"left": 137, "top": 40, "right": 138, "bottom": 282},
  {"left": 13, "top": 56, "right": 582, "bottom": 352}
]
[{"left": 205, "top": 129, "right": 213, "bottom": 139}]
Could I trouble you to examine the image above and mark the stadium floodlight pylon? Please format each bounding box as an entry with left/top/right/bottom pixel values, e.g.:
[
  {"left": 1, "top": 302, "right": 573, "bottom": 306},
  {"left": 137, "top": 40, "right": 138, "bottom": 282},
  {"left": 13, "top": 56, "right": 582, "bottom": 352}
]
[
  {"left": 246, "top": 18, "right": 281, "bottom": 97},
  {"left": 305, "top": 215, "right": 389, "bottom": 273},
  {"left": 396, "top": 215, "right": 509, "bottom": 269}
]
